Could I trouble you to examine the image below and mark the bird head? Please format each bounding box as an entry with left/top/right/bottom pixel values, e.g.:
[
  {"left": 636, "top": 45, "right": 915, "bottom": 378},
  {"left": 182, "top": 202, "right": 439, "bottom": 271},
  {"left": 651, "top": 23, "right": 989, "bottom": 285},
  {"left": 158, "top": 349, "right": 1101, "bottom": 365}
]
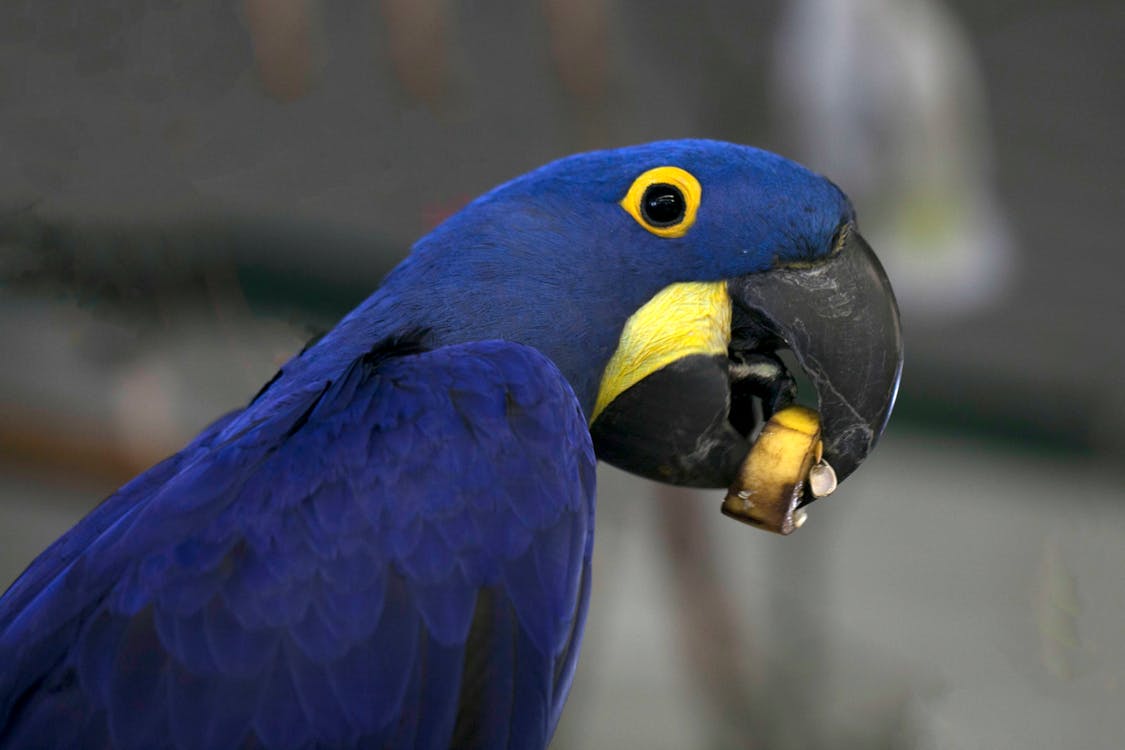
[{"left": 381, "top": 139, "right": 902, "bottom": 503}]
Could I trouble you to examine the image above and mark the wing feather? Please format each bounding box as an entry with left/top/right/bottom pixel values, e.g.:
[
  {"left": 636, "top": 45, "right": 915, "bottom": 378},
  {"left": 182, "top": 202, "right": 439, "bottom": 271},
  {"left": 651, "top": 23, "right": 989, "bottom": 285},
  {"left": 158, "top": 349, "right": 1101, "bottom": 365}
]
[{"left": 0, "top": 338, "right": 595, "bottom": 749}]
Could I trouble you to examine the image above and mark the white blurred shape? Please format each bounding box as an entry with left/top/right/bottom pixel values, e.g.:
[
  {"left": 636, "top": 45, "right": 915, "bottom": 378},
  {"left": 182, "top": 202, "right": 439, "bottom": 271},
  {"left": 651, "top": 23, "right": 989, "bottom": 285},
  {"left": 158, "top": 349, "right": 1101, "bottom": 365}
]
[{"left": 773, "top": 0, "right": 1014, "bottom": 318}]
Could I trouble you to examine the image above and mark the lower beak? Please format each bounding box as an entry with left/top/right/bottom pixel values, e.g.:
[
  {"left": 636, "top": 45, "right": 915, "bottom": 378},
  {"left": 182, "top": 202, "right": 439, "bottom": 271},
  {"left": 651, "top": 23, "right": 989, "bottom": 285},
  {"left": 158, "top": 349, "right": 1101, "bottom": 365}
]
[{"left": 590, "top": 229, "right": 903, "bottom": 497}]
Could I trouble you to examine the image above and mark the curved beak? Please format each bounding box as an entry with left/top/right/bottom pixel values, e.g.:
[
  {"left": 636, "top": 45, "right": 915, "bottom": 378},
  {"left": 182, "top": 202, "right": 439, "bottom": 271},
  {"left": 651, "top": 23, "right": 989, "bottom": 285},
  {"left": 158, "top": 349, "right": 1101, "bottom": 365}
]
[
  {"left": 729, "top": 229, "right": 903, "bottom": 485},
  {"left": 590, "top": 229, "right": 903, "bottom": 499}
]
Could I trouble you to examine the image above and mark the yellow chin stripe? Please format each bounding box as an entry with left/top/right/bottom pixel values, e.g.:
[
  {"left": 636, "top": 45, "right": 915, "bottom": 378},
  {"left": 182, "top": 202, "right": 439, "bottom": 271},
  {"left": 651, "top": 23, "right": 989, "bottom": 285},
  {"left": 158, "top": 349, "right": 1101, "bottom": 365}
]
[{"left": 592, "top": 281, "right": 732, "bottom": 422}]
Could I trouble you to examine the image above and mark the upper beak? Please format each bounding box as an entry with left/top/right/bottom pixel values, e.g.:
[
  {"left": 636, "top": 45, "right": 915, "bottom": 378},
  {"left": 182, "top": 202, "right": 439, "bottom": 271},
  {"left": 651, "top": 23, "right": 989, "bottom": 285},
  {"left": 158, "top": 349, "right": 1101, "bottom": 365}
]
[
  {"left": 728, "top": 228, "right": 903, "bottom": 485},
  {"left": 590, "top": 228, "right": 903, "bottom": 498}
]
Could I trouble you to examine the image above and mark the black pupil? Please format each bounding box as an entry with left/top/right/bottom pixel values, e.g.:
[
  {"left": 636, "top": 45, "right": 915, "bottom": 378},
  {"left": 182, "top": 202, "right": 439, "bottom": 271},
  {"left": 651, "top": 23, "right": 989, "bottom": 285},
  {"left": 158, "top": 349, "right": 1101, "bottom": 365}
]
[{"left": 641, "top": 183, "right": 686, "bottom": 227}]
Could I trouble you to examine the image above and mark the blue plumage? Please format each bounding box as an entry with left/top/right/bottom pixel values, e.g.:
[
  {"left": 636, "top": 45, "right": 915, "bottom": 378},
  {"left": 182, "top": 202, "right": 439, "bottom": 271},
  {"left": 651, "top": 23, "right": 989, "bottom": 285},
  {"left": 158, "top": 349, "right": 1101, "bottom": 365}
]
[
  {"left": 0, "top": 139, "right": 866, "bottom": 748},
  {"left": 1, "top": 340, "right": 594, "bottom": 748}
]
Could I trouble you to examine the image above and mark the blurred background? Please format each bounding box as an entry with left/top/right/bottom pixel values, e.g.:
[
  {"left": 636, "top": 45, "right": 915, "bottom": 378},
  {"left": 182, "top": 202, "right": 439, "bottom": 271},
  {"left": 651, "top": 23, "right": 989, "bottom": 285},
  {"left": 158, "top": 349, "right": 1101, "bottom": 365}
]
[{"left": 1, "top": 1, "right": 1123, "bottom": 747}]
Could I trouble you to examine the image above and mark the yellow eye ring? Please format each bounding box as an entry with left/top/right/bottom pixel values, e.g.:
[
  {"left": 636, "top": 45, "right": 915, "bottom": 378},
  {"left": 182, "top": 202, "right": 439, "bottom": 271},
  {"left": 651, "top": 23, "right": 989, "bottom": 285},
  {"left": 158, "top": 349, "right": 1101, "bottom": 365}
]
[{"left": 619, "top": 166, "right": 702, "bottom": 238}]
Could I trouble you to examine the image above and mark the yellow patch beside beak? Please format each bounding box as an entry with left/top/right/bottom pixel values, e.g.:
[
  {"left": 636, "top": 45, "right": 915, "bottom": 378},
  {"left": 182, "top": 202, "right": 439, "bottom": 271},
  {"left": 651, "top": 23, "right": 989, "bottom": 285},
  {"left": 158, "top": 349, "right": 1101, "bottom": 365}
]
[{"left": 592, "top": 281, "right": 731, "bottom": 422}]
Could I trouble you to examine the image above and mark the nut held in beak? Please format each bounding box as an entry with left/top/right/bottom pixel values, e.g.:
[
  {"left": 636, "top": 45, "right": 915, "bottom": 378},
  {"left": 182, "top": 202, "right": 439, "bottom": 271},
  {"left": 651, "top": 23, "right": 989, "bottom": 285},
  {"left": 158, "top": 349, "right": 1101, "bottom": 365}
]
[{"left": 721, "top": 406, "right": 836, "bottom": 535}]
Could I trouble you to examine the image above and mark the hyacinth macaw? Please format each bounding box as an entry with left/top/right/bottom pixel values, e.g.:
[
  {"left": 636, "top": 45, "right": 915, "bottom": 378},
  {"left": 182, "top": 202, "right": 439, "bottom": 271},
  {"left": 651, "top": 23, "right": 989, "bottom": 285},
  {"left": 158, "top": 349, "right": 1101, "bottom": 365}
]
[{"left": 0, "top": 140, "right": 902, "bottom": 749}]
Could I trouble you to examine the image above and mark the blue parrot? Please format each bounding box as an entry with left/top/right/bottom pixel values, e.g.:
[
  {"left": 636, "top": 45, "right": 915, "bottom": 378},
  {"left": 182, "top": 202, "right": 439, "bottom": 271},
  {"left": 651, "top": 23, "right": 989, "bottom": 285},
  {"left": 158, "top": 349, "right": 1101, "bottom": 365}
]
[{"left": 0, "top": 140, "right": 902, "bottom": 749}]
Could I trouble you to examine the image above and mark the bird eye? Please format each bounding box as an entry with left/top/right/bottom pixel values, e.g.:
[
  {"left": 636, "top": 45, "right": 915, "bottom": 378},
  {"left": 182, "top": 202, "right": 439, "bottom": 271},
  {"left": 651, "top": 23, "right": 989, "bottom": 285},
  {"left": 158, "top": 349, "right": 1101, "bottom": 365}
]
[
  {"left": 620, "top": 166, "right": 702, "bottom": 238},
  {"left": 641, "top": 184, "right": 686, "bottom": 226}
]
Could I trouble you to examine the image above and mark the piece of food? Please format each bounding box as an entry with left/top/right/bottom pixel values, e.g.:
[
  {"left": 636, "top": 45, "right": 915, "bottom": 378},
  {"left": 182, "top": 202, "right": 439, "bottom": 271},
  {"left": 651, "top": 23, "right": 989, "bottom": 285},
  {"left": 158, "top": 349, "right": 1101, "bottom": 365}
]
[{"left": 721, "top": 405, "right": 837, "bottom": 534}]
